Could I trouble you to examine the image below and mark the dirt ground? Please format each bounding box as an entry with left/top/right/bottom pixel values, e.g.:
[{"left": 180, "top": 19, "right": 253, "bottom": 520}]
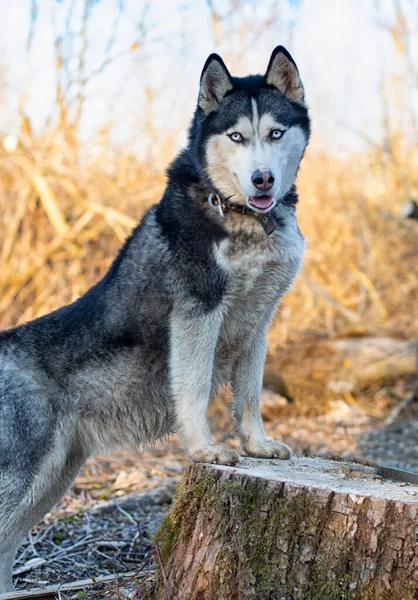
[{"left": 11, "top": 378, "right": 418, "bottom": 598}]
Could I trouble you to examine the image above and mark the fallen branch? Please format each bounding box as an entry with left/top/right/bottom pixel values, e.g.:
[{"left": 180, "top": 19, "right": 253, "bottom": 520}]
[
  {"left": 265, "top": 336, "right": 418, "bottom": 400},
  {"left": 0, "top": 571, "right": 137, "bottom": 600}
]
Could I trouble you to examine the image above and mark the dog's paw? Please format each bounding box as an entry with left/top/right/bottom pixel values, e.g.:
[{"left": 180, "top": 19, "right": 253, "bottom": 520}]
[
  {"left": 190, "top": 444, "right": 240, "bottom": 466},
  {"left": 244, "top": 439, "right": 292, "bottom": 460}
]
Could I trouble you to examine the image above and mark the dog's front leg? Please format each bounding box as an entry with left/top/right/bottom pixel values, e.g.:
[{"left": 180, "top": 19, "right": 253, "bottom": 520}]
[
  {"left": 170, "top": 302, "right": 239, "bottom": 466},
  {"left": 232, "top": 328, "right": 292, "bottom": 459}
]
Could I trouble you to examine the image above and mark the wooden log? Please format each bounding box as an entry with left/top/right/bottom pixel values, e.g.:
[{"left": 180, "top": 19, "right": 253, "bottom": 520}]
[
  {"left": 0, "top": 571, "right": 137, "bottom": 600},
  {"left": 264, "top": 337, "right": 418, "bottom": 401},
  {"left": 154, "top": 457, "right": 418, "bottom": 600}
]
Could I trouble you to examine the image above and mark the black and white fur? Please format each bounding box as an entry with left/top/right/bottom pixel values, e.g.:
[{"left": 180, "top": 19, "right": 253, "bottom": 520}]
[{"left": 0, "top": 46, "right": 310, "bottom": 593}]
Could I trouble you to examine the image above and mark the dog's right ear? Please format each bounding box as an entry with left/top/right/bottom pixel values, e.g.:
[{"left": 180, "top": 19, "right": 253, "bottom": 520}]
[
  {"left": 265, "top": 46, "right": 305, "bottom": 105},
  {"left": 198, "top": 54, "right": 233, "bottom": 114}
]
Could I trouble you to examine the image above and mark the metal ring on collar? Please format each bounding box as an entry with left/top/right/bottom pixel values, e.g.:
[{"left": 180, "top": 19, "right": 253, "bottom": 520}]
[{"left": 208, "top": 193, "right": 224, "bottom": 218}]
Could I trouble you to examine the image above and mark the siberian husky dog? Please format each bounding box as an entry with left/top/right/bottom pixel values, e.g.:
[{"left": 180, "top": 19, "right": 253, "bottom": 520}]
[{"left": 0, "top": 46, "right": 310, "bottom": 592}]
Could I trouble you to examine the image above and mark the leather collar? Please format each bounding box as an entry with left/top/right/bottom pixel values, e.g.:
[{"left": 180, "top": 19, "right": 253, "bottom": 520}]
[{"left": 207, "top": 193, "right": 280, "bottom": 236}]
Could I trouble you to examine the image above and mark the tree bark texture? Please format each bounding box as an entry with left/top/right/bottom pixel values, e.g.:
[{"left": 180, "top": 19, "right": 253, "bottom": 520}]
[{"left": 155, "top": 457, "right": 418, "bottom": 600}]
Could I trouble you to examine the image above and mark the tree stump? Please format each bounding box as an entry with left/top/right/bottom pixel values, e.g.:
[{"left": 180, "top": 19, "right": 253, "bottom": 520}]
[{"left": 154, "top": 456, "right": 418, "bottom": 600}]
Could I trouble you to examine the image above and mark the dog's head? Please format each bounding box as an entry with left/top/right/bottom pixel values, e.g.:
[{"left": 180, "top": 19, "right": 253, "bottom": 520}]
[{"left": 195, "top": 46, "right": 310, "bottom": 213}]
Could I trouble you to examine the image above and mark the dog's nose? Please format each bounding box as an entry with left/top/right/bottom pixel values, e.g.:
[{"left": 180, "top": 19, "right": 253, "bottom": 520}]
[{"left": 251, "top": 169, "right": 275, "bottom": 191}]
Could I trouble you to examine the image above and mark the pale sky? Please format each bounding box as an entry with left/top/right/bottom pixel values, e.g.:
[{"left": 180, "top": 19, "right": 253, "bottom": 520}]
[{"left": 0, "top": 0, "right": 417, "bottom": 154}]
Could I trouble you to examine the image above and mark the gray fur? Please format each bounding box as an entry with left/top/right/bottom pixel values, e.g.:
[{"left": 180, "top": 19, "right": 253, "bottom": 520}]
[{"left": 0, "top": 46, "right": 309, "bottom": 593}]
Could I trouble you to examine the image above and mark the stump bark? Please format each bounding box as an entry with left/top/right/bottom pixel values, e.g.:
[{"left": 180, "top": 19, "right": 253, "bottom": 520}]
[{"left": 154, "top": 457, "right": 418, "bottom": 600}]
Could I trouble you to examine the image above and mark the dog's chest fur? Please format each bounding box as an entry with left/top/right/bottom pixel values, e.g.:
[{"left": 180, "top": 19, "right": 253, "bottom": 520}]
[
  {"left": 217, "top": 212, "right": 304, "bottom": 304},
  {"left": 211, "top": 213, "right": 304, "bottom": 385}
]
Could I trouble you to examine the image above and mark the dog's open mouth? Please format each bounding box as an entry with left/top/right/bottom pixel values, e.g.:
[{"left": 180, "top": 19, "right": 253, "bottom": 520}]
[{"left": 248, "top": 195, "right": 273, "bottom": 210}]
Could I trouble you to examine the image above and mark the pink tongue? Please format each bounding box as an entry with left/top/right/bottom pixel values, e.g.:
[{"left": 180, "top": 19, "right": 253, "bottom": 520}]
[{"left": 250, "top": 196, "right": 272, "bottom": 209}]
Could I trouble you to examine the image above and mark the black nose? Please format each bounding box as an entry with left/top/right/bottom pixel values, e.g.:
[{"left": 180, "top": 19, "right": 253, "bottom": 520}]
[{"left": 251, "top": 169, "right": 275, "bottom": 191}]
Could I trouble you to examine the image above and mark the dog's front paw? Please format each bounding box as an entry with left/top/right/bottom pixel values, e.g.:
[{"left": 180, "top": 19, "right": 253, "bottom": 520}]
[
  {"left": 244, "top": 439, "right": 292, "bottom": 460},
  {"left": 190, "top": 444, "right": 240, "bottom": 466}
]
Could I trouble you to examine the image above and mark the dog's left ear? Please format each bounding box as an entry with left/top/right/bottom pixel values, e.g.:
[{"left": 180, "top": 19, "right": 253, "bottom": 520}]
[
  {"left": 199, "top": 54, "right": 233, "bottom": 114},
  {"left": 265, "top": 46, "right": 305, "bottom": 105}
]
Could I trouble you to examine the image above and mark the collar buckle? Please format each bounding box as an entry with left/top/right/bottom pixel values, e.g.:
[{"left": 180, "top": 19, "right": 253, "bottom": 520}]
[{"left": 254, "top": 212, "right": 278, "bottom": 236}]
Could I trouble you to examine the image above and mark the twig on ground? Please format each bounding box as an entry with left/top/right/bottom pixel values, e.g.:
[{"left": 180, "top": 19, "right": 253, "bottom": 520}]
[
  {"left": 92, "top": 546, "right": 129, "bottom": 571},
  {"left": 154, "top": 541, "right": 169, "bottom": 600},
  {"left": 0, "top": 572, "right": 137, "bottom": 600},
  {"left": 126, "top": 531, "right": 140, "bottom": 560},
  {"left": 115, "top": 502, "right": 139, "bottom": 526},
  {"left": 13, "top": 558, "right": 46, "bottom": 577},
  {"left": 28, "top": 532, "right": 40, "bottom": 558},
  {"left": 385, "top": 392, "right": 417, "bottom": 426}
]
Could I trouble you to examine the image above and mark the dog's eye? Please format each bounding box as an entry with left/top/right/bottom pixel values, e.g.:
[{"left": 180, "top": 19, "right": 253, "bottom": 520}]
[
  {"left": 228, "top": 132, "right": 243, "bottom": 143},
  {"left": 271, "top": 129, "right": 285, "bottom": 140}
]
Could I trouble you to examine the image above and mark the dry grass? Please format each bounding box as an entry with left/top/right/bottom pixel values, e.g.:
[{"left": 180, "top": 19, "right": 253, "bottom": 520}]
[
  {"left": 0, "top": 129, "right": 417, "bottom": 339},
  {"left": 0, "top": 130, "right": 166, "bottom": 328},
  {"left": 275, "top": 139, "right": 418, "bottom": 340}
]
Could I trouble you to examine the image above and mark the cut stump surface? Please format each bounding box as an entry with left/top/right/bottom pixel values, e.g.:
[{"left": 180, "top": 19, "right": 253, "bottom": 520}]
[{"left": 155, "top": 456, "right": 418, "bottom": 600}]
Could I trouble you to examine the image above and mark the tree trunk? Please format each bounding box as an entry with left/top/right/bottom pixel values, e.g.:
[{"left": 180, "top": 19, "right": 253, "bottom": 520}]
[{"left": 154, "top": 457, "right": 418, "bottom": 600}]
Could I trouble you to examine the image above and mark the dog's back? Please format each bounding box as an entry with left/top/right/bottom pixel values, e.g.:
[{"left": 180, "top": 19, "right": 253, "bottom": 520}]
[{"left": 0, "top": 210, "right": 177, "bottom": 466}]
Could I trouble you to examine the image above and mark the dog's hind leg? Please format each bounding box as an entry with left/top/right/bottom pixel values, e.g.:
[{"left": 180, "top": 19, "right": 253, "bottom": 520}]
[
  {"left": 0, "top": 435, "right": 88, "bottom": 593},
  {"left": 0, "top": 538, "right": 20, "bottom": 594}
]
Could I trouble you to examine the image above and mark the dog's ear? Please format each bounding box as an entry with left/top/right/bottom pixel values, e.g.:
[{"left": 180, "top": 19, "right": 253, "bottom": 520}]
[
  {"left": 265, "top": 46, "right": 305, "bottom": 105},
  {"left": 199, "top": 54, "right": 233, "bottom": 114}
]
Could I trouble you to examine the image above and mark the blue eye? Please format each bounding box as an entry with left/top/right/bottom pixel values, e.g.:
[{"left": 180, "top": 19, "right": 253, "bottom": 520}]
[
  {"left": 271, "top": 129, "right": 285, "bottom": 140},
  {"left": 228, "top": 132, "right": 243, "bottom": 143}
]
